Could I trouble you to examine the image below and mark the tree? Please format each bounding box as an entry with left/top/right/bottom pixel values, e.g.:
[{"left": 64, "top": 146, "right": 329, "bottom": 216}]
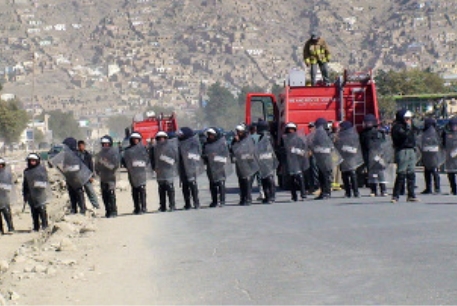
[
  {"left": 0, "top": 99, "right": 29, "bottom": 143},
  {"left": 47, "top": 110, "right": 82, "bottom": 142},
  {"left": 375, "top": 69, "right": 446, "bottom": 96},
  {"left": 34, "top": 128, "right": 45, "bottom": 144},
  {"left": 237, "top": 85, "right": 263, "bottom": 106},
  {"left": 106, "top": 114, "right": 132, "bottom": 139},
  {"left": 204, "top": 82, "right": 237, "bottom": 128}
]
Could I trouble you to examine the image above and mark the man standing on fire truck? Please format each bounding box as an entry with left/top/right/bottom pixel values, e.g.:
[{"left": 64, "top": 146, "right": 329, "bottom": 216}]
[{"left": 303, "top": 32, "right": 331, "bottom": 86}]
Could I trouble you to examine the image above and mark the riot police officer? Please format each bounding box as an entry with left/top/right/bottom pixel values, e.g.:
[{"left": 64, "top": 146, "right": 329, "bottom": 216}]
[
  {"left": 178, "top": 127, "right": 202, "bottom": 210},
  {"left": 203, "top": 128, "right": 230, "bottom": 208},
  {"left": 0, "top": 158, "right": 14, "bottom": 234},
  {"left": 95, "top": 135, "right": 120, "bottom": 218},
  {"left": 443, "top": 117, "right": 457, "bottom": 195},
  {"left": 151, "top": 131, "right": 179, "bottom": 212},
  {"left": 124, "top": 132, "right": 149, "bottom": 214},
  {"left": 231, "top": 125, "right": 257, "bottom": 206},
  {"left": 282, "top": 122, "right": 307, "bottom": 201},
  {"left": 257, "top": 120, "right": 277, "bottom": 204},
  {"left": 420, "top": 118, "right": 442, "bottom": 194},
  {"left": 23, "top": 153, "right": 49, "bottom": 231},
  {"left": 360, "top": 114, "right": 389, "bottom": 197},
  {"left": 391, "top": 110, "right": 419, "bottom": 203}
]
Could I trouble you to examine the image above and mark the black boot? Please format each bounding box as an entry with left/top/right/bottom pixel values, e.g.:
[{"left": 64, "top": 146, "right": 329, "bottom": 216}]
[
  {"left": 4, "top": 207, "right": 14, "bottom": 232},
  {"left": 421, "top": 169, "right": 433, "bottom": 194},
  {"left": 342, "top": 171, "right": 351, "bottom": 198},
  {"left": 406, "top": 172, "right": 419, "bottom": 202},
  {"left": 239, "top": 178, "right": 248, "bottom": 206},
  {"left": 190, "top": 181, "right": 200, "bottom": 209},
  {"left": 391, "top": 173, "right": 406, "bottom": 203},
  {"left": 69, "top": 187, "right": 78, "bottom": 214},
  {"left": 290, "top": 175, "right": 298, "bottom": 201},
  {"left": 370, "top": 183, "right": 377, "bottom": 197},
  {"left": 448, "top": 173, "right": 457, "bottom": 195},
  {"left": 158, "top": 183, "right": 167, "bottom": 212},
  {"left": 219, "top": 181, "right": 226, "bottom": 207},
  {"left": 379, "top": 183, "right": 387, "bottom": 197},
  {"left": 433, "top": 169, "right": 441, "bottom": 194},
  {"left": 182, "top": 180, "right": 192, "bottom": 210},
  {"left": 0, "top": 212, "right": 4, "bottom": 235},
  {"left": 167, "top": 183, "right": 176, "bottom": 211},
  {"left": 350, "top": 171, "right": 360, "bottom": 198},
  {"left": 139, "top": 185, "right": 147, "bottom": 213},
  {"left": 132, "top": 187, "right": 142, "bottom": 214},
  {"left": 31, "top": 206, "right": 40, "bottom": 231},
  {"left": 209, "top": 182, "right": 218, "bottom": 208},
  {"left": 297, "top": 173, "right": 306, "bottom": 200},
  {"left": 39, "top": 206, "right": 48, "bottom": 230}
]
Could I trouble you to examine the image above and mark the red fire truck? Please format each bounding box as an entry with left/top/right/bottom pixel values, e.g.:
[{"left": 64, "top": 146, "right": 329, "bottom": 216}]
[
  {"left": 244, "top": 69, "right": 380, "bottom": 186},
  {"left": 130, "top": 111, "right": 179, "bottom": 145}
]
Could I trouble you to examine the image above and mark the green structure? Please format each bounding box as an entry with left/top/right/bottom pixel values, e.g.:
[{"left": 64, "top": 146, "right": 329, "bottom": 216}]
[{"left": 394, "top": 93, "right": 457, "bottom": 118}]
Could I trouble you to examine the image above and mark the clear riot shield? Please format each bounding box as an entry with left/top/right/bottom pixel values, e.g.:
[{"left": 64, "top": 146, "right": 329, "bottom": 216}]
[
  {"left": 95, "top": 147, "right": 120, "bottom": 183},
  {"left": 179, "top": 135, "right": 204, "bottom": 181},
  {"left": 445, "top": 131, "right": 457, "bottom": 172},
  {"left": 0, "top": 167, "right": 13, "bottom": 209},
  {"left": 123, "top": 143, "right": 149, "bottom": 187},
  {"left": 232, "top": 137, "right": 259, "bottom": 179},
  {"left": 154, "top": 138, "right": 179, "bottom": 183},
  {"left": 204, "top": 138, "right": 233, "bottom": 182},
  {"left": 24, "top": 165, "right": 49, "bottom": 207},
  {"left": 334, "top": 127, "right": 364, "bottom": 172},
  {"left": 257, "top": 135, "right": 278, "bottom": 178},
  {"left": 418, "top": 127, "right": 445, "bottom": 170},
  {"left": 282, "top": 133, "right": 309, "bottom": 175},
  {"left": 308, "top": 127, "right": 342, "bottom": 172},
  {"left": 50, "top": 146, "right": 92, "bottom": 189},
  {"left": 368, "top": 135, "right": 394, "bottom": 183}
]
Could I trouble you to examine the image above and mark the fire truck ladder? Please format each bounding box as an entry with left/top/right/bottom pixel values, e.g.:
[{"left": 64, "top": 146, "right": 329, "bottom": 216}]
[{"left": 351, "top": 87, "right": 366, "bottom": 129}]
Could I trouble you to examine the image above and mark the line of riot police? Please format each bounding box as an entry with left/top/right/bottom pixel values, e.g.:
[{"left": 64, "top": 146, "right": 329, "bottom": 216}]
[{"left": 2, "top": 109, "right": 456, "bottom": 235}]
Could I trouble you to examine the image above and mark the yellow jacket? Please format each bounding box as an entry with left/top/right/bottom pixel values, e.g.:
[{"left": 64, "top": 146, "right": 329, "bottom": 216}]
[{"left": 303, "top": 37, "right": 331, "bottom": 65}]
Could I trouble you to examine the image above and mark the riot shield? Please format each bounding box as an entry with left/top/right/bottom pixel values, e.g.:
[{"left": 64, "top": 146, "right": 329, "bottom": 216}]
[
  {"left": 418, "top": 127, "right": 445, "bottom": 170},
  {"left": 95, "top": 147, "right": 120, "bottom": 183},
  {"left": 257, "top": 135, "right": 278, "bottom": 179},
  {"left": 308, "top": 127, "right": 342, "bottom": 172},
  {"left": 123, "top": 143, "right": 149, "bottom": 187},
  {"left": 179, "top": 135, "right": 204, "bottom": 181},
  {"left": 232, "top": 137, "right": 259, "bottom": 179},
  {"left": 154, "top": 138, "right": 179, "bottom": 183},
  {"left": 50, "top": 146, "right": 92, "bottom": 189},
  {"left": 334, "top": 127, "right": 364, "bottom": 172},
  {"left": 444, "top": 131, "right": 457, "bottom": 172},
  {"left": 0, "top": 167, "right": 13, "bottom": 209},
  {"left": 24, "top": 165, "right": 48, "bottom": 207},
  {"left": 282, "top": 133, "right": 309, "bottom": 175},
  {"left": 368, "top": 135, "right": 394, "bottom": 183},
  {"left": 204, "top": 138, "right": 233, "bottom": 182}
]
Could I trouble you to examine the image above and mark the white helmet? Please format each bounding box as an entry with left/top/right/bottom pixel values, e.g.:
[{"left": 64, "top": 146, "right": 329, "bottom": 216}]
[
  {"left": 155, "top": 131, "right": 168, "bottom": 139},
  {"left": 404, "top": 110, "right": 413, "bottom": 118},
  {"left": 205, "top": 128, "right": 217, "bottom": 136},
  {"left": 235, "top": 125, "right": 245, "bottom": 132},
  {"left": 27, "top": 153, "right": 40, "bottom": 160},
  {"left": 0, "top": 158, "right": 5, "bottom": 165},
  {"left": 285, "top": 122, "right": 297, "bottom": 130},
  {"left": 129, "top": 132, "right": 142, "bottom": 140}
]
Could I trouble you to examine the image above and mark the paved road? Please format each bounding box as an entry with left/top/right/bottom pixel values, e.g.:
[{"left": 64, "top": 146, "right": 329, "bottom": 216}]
[{"left": 23, "top": 172, "right": 457, "bottom": 305}]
